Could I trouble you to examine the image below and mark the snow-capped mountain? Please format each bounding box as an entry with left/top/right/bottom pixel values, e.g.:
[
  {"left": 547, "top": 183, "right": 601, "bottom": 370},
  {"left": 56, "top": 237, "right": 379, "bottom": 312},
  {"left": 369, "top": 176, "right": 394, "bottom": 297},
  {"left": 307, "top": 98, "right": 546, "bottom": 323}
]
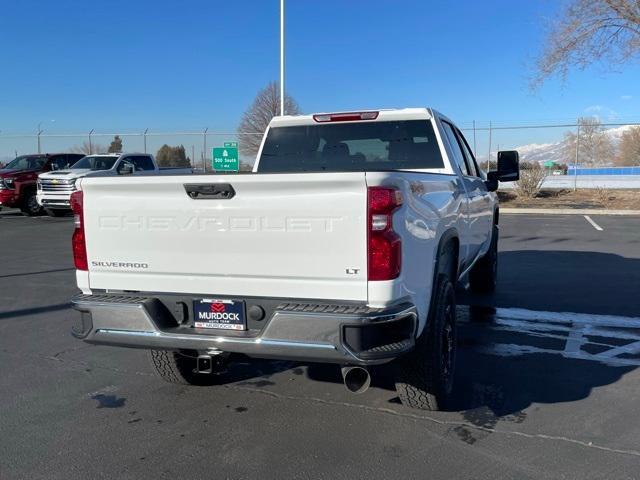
[{"left": 515, "top": 141, "right": 567, "bottom": 165}]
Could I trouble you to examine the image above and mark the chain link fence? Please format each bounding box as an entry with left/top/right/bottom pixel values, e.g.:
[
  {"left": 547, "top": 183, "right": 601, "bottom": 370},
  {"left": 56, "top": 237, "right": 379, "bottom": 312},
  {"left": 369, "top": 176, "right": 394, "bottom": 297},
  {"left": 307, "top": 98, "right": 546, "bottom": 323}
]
[
  {"left": 0, "top": 131, "right": 263, "bottom": 172},
  {"left": 459, "top": 121, "right": 640, "bottom": 165},
  {"left": 2, "top": 120, "right": 640, "bottom": 181}
]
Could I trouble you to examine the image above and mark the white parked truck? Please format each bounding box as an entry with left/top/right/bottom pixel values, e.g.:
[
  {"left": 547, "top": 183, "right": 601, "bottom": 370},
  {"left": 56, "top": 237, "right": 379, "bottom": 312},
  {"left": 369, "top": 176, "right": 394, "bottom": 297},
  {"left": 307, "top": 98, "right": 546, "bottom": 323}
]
[
  {"left": 70, "top": 108, "right": 519, "bottom": 410},
  {"left": 37, "top": 153, "right": 191, "bottom": 216}
]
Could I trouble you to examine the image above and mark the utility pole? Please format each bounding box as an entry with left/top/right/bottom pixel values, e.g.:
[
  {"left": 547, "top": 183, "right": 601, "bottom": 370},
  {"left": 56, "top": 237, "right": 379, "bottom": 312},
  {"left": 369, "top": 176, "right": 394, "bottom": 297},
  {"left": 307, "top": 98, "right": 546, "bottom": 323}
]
[
  {"left": 487, "top": 121, "right": 492, "bottom": 171},
  {"left": 191, "top": 145, "right": 195, "bottom": 165},
  {"left": 37, "top": 122, "right": 43, "bottom": 154},
  {"left": 88, "top": 129, "right": 94, "bottom": 155},
  {"left": 573, "top": 124, "right": 580, "bottom": 191},
  {"left": 472, "top": 120, "right": 477, "bottom": 159},
  {"left": 203, "top": 128, "right": 208, "bottom": 172},
  {"left": 143, "top": 128, "right": 148, "bottom": 153},
  {"left": 280, "top": 0, "right": 285, "bottom": 116}
]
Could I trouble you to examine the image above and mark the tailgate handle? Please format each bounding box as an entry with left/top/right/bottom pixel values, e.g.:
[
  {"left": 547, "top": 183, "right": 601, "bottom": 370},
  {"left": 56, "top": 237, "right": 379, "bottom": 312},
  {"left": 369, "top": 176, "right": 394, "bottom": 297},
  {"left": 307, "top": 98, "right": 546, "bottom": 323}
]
[{"left": 184, "top": 183, "right": 235, "bottom": 199}]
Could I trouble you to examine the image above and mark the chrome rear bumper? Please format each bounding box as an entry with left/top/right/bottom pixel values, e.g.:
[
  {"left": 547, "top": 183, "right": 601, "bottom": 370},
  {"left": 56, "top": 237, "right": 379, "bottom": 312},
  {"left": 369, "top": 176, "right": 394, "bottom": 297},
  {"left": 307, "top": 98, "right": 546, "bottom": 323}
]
[{"left": 71, "top": 294, "right": 417, "bottom": 366}]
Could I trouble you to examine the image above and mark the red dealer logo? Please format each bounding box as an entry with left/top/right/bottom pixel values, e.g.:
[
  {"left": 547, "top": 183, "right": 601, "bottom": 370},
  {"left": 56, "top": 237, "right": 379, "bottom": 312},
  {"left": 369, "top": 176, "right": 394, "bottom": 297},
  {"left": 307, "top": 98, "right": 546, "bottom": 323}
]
[{"left": 211, "top": 303, "right": 226, "bottom": 313}]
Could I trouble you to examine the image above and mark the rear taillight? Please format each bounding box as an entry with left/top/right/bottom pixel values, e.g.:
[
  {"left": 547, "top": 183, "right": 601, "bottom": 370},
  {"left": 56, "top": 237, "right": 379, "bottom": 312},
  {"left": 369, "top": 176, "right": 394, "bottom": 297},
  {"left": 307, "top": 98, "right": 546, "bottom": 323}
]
[
  {"left": 313, "top": 111, "right": 379, "bottom": 122},
  {"left": 70, "top": 190, "right": 87, "bottom": 271},
  {"left": 367, "top": 187, "right": 402, "bottom": 281}
]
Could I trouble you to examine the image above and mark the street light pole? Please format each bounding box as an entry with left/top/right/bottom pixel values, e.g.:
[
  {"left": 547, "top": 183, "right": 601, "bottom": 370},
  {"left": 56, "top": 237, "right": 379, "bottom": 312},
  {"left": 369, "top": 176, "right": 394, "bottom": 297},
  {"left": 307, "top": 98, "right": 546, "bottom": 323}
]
[{"left": 280, "top": 0, "right": 285, "bottom": 116}]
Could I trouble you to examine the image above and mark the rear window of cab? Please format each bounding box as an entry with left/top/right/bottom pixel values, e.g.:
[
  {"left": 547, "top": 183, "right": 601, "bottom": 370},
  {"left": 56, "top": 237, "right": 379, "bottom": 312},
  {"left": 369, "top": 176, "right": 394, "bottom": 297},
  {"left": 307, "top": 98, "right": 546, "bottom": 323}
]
[{"left": 258, "top": 120, "right": 444, "bottom": 173}]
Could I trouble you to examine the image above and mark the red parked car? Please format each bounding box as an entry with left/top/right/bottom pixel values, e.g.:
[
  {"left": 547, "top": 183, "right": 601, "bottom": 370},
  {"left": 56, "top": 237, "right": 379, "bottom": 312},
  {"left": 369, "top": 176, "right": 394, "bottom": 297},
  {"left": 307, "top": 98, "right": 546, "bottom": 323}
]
[{"left": 0, "top": 153, "right": 85, "bottom": 215}]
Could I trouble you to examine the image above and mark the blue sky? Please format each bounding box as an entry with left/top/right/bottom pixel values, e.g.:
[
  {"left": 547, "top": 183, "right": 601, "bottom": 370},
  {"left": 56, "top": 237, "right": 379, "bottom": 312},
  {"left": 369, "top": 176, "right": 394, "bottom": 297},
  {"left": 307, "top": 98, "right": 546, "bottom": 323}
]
[{"left": 0, "top": 0, "right": 638, "bottom": 156}]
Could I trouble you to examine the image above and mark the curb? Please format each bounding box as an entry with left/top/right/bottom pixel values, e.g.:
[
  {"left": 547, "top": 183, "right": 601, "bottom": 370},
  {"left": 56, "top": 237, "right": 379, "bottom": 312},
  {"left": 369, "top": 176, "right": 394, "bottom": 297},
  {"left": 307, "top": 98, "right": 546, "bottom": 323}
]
[{"left": 501, "top": 208, "right": 640, "bottom": 216}]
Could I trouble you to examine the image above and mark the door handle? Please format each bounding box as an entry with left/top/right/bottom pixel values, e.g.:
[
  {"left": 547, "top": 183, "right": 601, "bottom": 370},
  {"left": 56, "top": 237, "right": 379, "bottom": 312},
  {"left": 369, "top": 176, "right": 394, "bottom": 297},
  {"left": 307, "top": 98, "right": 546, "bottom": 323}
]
[{"left": 184, "top": 183, "right": 235, "bottom": 199}]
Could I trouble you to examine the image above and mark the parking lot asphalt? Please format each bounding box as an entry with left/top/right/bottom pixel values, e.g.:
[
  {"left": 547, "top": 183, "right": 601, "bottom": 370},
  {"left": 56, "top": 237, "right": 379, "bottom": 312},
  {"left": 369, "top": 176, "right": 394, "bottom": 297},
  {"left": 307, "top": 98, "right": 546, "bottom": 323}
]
[
  {"left": 461, "top": 213, "right": 640, "bottom": 317},
  {"left": 1, "top": 211, "right": 640, "bottom": 479}
]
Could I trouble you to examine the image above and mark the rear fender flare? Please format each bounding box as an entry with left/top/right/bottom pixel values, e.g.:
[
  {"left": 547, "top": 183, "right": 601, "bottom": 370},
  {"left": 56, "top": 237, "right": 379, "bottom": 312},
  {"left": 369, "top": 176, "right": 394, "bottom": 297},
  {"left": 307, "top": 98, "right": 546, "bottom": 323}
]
[
  {"left": 418, "top": 229, "right": 459, "bottom": 337},
  {"left": 434, "top": 229, "right": 459, "bottom": 282}
]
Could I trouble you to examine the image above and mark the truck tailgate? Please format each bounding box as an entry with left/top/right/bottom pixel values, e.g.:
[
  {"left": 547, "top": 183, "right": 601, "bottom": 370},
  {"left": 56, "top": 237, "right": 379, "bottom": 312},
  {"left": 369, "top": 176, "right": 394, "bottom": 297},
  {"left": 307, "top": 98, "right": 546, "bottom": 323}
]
[{"left": 82, "top": 172, "right": 368, "bottom": 301}]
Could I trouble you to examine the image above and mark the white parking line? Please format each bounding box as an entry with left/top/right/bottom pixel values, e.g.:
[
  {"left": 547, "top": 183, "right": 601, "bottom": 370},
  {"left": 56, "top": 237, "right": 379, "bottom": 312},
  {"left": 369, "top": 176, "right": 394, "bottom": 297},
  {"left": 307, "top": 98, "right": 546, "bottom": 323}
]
[
  {"left": 584, "top": 215, "right": 603, "bottom": 231},
  {"left": 460, "top": 306, "right": 640, "bottom": 366}
]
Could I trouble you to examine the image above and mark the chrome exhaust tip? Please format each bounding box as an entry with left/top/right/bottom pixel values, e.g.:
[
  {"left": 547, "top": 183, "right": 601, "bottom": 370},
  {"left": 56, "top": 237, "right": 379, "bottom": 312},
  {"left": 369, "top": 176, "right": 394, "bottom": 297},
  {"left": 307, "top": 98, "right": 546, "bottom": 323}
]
[{"left": 341, "top": 366, "right": 371, "bottom": 394}]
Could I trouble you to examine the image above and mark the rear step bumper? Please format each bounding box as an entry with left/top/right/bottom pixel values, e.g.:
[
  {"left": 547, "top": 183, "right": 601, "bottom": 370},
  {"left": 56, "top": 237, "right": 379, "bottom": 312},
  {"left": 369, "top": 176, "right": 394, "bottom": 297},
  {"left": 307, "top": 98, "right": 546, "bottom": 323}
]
[{"left": 70, "top": 294, "right": 417, "bottom": 365}]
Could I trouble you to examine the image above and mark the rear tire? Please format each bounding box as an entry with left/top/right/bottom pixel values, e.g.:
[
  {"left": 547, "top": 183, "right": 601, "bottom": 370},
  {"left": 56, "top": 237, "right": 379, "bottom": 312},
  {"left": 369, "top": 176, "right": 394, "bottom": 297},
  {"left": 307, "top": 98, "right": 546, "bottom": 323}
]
[
  {"left": 148, "top": 350, "right": 221, "bottom": 386},
  {"left": 469, "top": 224, "right": 498, "bottom": 293},
  {"left": 45, "top": 208, "right": 68, "bottom": 217},
  {"left": 395, "top": 277, "right": 457, "bottom": 411},
  {"left": 20, "top": 190, "right": 43, "bottom": 216}
]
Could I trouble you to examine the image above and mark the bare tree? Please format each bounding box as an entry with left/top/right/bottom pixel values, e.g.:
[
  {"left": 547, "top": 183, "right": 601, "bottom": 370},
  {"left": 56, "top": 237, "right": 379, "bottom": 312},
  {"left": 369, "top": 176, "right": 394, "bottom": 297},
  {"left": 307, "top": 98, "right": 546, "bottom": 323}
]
[
  {"left": 513, "top": 162, "right": 547, "bottom": 198},
  {"left": 532, "top": 0, "right": 640, "bottom": 87},
  {"left": 71, "top": 141, "right": 107, "bottom": 155},
  {"left": 563, "top": 117, "right": 613, "bottom": 166},
  {"left": 595, "top": 186, "right": 614, "bottom": 208},
  {"left": 237, "top": 81, "right": 301, "bottom": 158},
  {"left": 616, "top": 126, "right": 640, "bottom": 165}
]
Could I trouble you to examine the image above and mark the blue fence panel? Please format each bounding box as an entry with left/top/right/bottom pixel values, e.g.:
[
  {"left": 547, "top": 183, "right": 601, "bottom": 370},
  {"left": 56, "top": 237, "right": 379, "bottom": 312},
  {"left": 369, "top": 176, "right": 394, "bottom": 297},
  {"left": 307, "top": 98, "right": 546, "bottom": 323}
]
[{"left": 567, "top": 166, "right": 640, "bottom": 175}]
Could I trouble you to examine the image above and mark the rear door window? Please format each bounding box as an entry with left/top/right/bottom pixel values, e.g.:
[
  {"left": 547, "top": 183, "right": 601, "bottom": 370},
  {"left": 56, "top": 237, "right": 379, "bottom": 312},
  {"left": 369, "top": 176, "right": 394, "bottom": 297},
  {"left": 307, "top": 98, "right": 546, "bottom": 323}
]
[
  {"left": 454, "top": 128, "right": 480, "bottom": 177},
  {"left": 258, "top": 120, "right": 444, "bottom": 172},
  {"left": 441, "top": 121, "right": 469, "bottom": 176}
]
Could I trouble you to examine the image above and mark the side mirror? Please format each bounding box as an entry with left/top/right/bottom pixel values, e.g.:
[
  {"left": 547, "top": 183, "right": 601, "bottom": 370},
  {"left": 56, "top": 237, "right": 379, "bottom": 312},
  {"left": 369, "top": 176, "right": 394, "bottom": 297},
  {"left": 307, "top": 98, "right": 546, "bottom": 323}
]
[
  {"left": 496, "top": 150, "right": 519, "bottom": 182},
  {"left": 118, "top": 161, "right": 134, "bottom": 175}
]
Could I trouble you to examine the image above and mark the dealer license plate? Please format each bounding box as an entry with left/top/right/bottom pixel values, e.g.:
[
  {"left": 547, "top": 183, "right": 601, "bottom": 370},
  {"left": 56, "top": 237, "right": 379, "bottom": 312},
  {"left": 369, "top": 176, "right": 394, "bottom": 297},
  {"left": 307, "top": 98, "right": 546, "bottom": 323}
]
[{"left": 193, "top": 299, "right": 246, "bottom": 331}]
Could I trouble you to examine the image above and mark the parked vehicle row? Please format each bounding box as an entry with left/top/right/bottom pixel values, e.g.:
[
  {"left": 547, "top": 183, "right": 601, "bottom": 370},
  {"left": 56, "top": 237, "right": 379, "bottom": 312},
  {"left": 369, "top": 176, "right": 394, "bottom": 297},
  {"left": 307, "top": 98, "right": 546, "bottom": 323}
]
[
  {"left": 0, "top": 152, "right": 193, "bottom": 216},
  {"left": 68, "top": 108, "right": 520, "bottom": 411},
  {"left": 0, "top": 154, "right": 85, "bottom": 215},
  {"left": 37, "top": 153, "right": 192, "bottom": 216}
]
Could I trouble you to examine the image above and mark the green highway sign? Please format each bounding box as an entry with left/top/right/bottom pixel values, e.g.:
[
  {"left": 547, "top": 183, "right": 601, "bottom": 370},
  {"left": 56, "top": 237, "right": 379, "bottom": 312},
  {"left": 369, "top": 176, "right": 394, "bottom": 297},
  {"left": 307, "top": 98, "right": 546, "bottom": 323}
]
[{"left": 212, "top": 144, "right": 239, "bottom": 172}]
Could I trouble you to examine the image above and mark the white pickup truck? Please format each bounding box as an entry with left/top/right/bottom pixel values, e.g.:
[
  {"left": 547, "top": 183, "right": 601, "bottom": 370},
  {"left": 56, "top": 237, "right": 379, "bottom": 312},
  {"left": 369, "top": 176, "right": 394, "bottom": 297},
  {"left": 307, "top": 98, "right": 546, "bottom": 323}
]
[
  {"left": 70, "top": 108, "right": 519, "bottom": 410},
  {"left": 37, "top": 153, "right": 191, "bottom": 216}
]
